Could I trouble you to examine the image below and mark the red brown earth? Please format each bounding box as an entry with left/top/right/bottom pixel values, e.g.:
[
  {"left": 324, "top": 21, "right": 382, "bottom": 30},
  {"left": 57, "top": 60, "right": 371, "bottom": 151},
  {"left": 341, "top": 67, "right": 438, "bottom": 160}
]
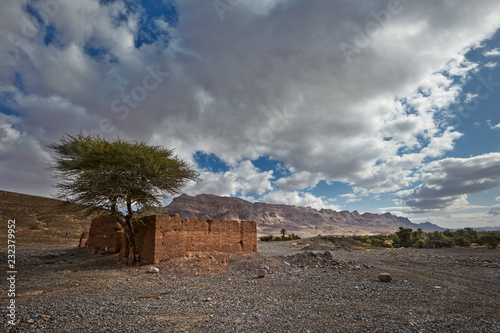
[
  {"left": 0, "top": 190, "right": 444, "bottom": 248},
  {"left": 1, "top": 238, "right": 499, "bottom": 332},
  {"left": 0, "top": 190, "right": 95, "bottom": 247},
  {"left": 84, "top": 214, "right": 257, "bottom": 264}
]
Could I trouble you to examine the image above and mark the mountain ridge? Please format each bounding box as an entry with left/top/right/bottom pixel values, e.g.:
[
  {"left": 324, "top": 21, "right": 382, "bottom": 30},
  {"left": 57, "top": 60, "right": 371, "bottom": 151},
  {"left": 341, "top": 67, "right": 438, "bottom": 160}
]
[{"left": 165, "top": 193, "right": 445, "bottom": 237}]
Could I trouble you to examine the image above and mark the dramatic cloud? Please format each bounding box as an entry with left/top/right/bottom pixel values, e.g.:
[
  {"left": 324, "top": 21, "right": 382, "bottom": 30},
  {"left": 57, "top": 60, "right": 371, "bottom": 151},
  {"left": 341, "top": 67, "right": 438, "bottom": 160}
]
[
  {"left": 0, "top": 114, "right": 54, "bottom": 196},
  {"left": 185, "top": 160, "right": 273, "bottom": 197},
  {"left": 398, "top": 153, "right": 500, "bottom": 212},
  {"left": 1, "top": 0, "right": 500, "bottom": 224}
]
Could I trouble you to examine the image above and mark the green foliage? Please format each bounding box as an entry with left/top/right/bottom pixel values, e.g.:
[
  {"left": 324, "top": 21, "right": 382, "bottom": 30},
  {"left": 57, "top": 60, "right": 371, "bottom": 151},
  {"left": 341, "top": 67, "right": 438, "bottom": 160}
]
[
  {"left": 427, "top": 231, "right": 444, "bottom": 241},
  {"left": 424, "top": 239, "right": 453, "bottom": 248},
  {"left": 259, "top": 233, "right": 301, "bottom": 242},
  {"left": 478, "top": 233, "right": 500, "bottom": 249},
  {"left": 48, "top": 134, "right": 199, "bottom": 263},
  {"left": 48, "top": 134, "right": 199, "bottom": 214},
  {"left": 259, "top": 235, "right": 275, "bottom": 242},
  {"left": 347, "top": 229, "right": 499, "bottom": 249},
  {"left": 453, "top": 236, "right": 471, "bottom": 247},
  {"left": 415, "top": 238, "right": 425, "bottom": 248},
  {"left": 395, "top": 227, "right": 413, "bottom": 247},
  {"left": 353, "top": 235, "right": 391, "bottom": 247},
  {"left": 412, "top": 228, "right": 424, "bottom": 239}
]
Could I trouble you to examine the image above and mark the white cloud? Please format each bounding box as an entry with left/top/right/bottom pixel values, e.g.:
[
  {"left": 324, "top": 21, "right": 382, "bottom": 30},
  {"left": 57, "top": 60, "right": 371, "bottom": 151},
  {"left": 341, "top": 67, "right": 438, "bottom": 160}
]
[
  {"left": 398, "top": 153, "right": 500, "bottom": 212},
  {"left": 259, "top": 190, "right": 340, "bottom": 211},
  {"left": 484, "top": 48, "right": 500, "bottom": 57},
  {"left": 485, "top": 61, "right": 497, "bottom": 69},
  {"left": 491, "top": 122, "right": 500, "bottom": 130},
  {"left": 464, "top": 92, "right": 478, "bottom": 103},
  {"left": 0, "top": 114, "right": 55, "bottom": 197},
  {"left": 275, "top": 171, "right": 322, "bottom": 191},
  {"left": 339, "top": 193, "right": 362, "bottom": 204},
  {"left": 184, "top": 161, "right": 273, "bottom": 197},
  {"left": 1, "top": 0, "right": 500, "bottom": 218},
  {"left": 488, "top": 204, "right": 500, "bottom": 216}
]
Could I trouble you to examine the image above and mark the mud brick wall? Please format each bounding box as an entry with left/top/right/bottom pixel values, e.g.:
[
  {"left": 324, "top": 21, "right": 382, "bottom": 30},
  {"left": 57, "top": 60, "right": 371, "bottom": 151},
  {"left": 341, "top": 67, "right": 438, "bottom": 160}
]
[
  {"left": 136, "top": 214, "right": 257, "bottom": 264},
  {"left": 85, "top": 214, "right": 257, "bottom": 264},
  {"left": 85, "top": 215, "right": 124, "bottom": 254}
]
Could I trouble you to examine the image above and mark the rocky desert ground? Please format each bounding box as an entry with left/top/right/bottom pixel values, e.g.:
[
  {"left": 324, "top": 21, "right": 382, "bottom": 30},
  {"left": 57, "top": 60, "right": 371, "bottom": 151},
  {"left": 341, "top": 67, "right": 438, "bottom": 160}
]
[{"left": 1, "top": 237, "right": 499, "bottom": 332}]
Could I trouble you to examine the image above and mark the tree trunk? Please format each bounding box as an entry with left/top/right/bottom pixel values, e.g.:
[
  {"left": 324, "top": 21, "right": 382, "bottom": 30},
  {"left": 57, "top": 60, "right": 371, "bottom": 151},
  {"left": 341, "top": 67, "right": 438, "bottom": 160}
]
[
  {"left": 125, "top": 199, "right": 136, "bottom": 265},
  {"left": 125, "top": 217, "right": 136, "bottom": 265}
]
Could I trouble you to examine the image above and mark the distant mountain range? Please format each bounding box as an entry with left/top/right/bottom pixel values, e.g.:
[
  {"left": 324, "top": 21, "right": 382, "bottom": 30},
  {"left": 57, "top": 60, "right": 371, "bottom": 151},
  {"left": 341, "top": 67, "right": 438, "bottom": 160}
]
[
  {"left": 468, "top": 226, "right": 500, "bottom": 232},
  {"left": 0, "top": 190, "right": 453, "bottom": 243},
  {"left": 165, "top": 194, "right": 446, "bottom": 237}
]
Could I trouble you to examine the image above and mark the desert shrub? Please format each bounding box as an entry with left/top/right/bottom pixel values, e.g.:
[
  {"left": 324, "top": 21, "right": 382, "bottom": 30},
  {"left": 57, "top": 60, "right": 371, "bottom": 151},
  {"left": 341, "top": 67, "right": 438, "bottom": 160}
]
[
  {"left": 427, "top": 231, "right": 445, "bottom": 241},
  {"left": 259, "top": 234, "right": 301, "bottom": 242},
  {"left": 351, "top": 235, "right": 391, "bottom": 247},
  {"left": 425, "top": 239, "right": 453, "bottom": 248},
  {"left": 259, "top": 235, "right": 275, "bottom": 242},
  {"left": 358, "top": 236, "right": 372, "bottom": 245},
  {"left": 478, "top": 233, "right": 499, "bottom": 249},
  {"left": 443, "top": 230, "right": 454, "bottom": 237},
  {"left": 371, "top": 237, "right": 389, "bottom": 247},
  {"left": 415, "top": 239, "right": 425, "bottom": 248},
  {"left": 453, "top": 236, "right": 471, "bottom": 247}
]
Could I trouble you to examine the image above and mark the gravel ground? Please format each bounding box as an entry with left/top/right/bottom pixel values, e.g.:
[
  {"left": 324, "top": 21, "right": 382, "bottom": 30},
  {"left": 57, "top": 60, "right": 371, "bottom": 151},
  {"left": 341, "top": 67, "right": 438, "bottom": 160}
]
[{"left": 1, "top": 238, "right": 499, "bottom": 332}]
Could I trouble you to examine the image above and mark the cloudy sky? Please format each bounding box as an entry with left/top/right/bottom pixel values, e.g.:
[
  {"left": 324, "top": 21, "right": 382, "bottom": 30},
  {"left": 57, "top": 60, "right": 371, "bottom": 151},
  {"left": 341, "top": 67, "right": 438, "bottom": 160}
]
[{"left": 1, "top": 0, "right": 500, "bottom": 228}]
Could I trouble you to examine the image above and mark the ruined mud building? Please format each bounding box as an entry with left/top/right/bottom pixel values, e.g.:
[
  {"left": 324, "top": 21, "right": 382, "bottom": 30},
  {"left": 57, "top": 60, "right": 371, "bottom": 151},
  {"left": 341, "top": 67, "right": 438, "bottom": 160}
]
[{"left": 81, "top": 214, "right": 257, "bottom": 264}]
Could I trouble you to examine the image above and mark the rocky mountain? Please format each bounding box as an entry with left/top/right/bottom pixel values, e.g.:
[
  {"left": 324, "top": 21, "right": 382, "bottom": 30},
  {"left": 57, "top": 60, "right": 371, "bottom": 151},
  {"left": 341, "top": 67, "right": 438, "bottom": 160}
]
[{"left": 165, "top": 194, "right": 445, "bottom": 237}]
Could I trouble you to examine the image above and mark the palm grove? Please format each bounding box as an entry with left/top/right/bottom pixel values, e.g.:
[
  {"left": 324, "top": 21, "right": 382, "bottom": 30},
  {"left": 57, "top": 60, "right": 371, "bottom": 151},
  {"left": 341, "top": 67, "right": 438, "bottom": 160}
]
[{"left": 48, "top": 134, "right": 199, "bottom": 264}]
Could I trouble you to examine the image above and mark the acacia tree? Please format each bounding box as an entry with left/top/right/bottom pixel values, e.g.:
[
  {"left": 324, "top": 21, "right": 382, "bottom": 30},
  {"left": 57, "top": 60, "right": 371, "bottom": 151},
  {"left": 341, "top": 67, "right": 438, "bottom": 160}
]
[{"left": 48, "top": 134, "right": 199, "bottom": 264}]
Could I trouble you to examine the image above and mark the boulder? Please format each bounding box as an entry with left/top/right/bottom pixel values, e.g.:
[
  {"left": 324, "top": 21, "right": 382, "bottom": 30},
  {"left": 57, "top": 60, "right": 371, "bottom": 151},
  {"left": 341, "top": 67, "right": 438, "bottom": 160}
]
[
  {"left": 378, "top": 273, "right": 392, "bottom": 282},
  {"left": 257, "top": 268, "right": 268, "bottom": 278},
  {"left": 147, "top": 266, "right": 160, "bottom": 274}
]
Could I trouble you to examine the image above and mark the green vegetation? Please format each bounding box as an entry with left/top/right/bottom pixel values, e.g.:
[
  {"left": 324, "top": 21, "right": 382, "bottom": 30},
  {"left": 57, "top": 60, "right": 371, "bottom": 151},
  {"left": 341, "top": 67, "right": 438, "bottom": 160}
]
[
  {"left": 48, "top": 134, "right": 199, "bottom": 263},
  {"left": 352, "top": 227, "right": 500, "bottom": 249},
  {"left": 259, "top": 230, "right": 301, "bottom": 242}
]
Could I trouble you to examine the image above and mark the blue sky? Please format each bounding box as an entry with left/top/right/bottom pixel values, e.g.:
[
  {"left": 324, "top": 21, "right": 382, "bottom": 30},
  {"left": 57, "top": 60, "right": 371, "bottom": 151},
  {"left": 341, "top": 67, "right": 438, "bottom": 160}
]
[{"left": 1, "top": 0, "right": 500, "bottom": 228}]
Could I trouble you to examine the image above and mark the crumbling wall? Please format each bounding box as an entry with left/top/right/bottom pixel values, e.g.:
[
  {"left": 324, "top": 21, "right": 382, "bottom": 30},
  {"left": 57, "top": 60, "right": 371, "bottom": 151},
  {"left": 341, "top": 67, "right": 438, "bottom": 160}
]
[
  {"left": 136, "top": 214, "right": 257, "bottom": 263},
  {"left": 84, "top": 215, "right": 124, "bottom": 254},
  {"left": 85, "top": 214, "right": 257, "bottom": 264}
]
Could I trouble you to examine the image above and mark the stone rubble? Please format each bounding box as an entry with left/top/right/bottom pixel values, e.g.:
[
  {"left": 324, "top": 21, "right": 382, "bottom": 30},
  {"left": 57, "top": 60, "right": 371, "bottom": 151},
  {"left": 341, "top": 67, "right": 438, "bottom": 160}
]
[{"left": 2, "top": 241, "right": 499, "bottom": 332}]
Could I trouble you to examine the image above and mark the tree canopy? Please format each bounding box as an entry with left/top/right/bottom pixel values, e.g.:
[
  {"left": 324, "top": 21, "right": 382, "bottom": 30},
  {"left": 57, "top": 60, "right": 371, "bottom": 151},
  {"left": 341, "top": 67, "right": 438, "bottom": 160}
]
[{"left": 48, "top": 134, "right": 199, "bottom": 263}]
